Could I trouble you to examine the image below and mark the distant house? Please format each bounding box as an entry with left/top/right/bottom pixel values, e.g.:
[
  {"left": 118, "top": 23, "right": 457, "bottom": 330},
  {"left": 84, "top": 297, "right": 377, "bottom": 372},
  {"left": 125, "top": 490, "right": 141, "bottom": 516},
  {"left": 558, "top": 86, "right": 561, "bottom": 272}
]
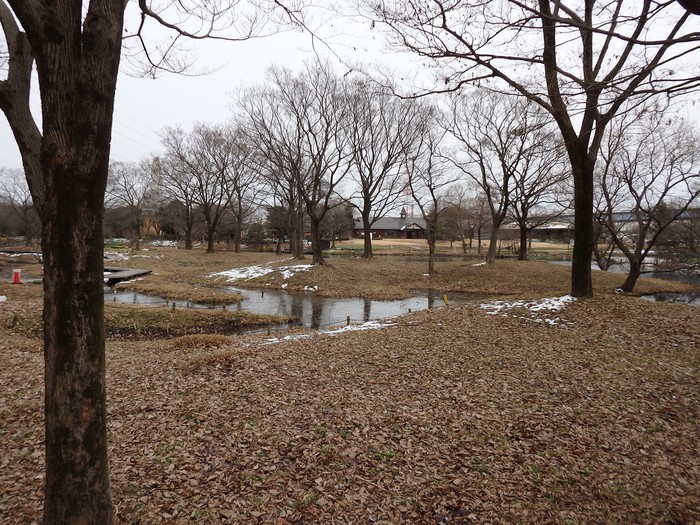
[{"left": 352, "top": 209, "right": 427, "bottom": 240}]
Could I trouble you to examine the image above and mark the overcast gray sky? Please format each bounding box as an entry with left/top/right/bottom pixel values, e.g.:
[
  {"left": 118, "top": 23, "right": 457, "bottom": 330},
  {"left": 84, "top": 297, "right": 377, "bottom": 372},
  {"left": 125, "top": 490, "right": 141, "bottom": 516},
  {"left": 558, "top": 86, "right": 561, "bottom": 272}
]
[
  {"left": 0, "top": 5, "right": 389, "bottom": 170},
  {"left": 3, "top": 3, "right": 699, "bottom": 172}
]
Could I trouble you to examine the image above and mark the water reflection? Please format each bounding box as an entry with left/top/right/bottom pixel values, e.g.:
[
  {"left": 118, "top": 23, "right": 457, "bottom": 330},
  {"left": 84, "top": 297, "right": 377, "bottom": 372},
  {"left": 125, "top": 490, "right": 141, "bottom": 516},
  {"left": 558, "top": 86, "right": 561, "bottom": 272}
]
[
  {"left": 641, "top": 292, "right": 700, "bottom": 306},
  {"left": 105, "top": 286, "right": 462, "bottom": 329},
  {"left": 225, "top": 287, "right": 445, "bottom": 329}
]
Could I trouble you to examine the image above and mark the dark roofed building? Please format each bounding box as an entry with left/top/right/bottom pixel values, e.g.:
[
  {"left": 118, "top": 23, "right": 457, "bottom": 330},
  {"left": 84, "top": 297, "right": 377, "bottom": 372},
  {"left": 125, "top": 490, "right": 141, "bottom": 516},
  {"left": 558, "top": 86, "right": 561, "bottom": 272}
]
[{"left": 352, "top": 209, "right": 427, "bottom": 240}]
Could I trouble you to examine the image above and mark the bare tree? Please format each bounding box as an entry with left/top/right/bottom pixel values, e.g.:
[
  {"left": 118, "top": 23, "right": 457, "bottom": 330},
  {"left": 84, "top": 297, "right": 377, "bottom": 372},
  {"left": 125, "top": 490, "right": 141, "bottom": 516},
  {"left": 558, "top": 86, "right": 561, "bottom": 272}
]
[
  {"left": 239, "top": 82, "right": 307, "bottom": 258},
  {"left": 266, "top": 203, "right": 292, "bottom": 254},
  {"left": 443, "top": 91, "right": 552, "bottom": 264},
  {"left": 0, "top": 1, "right": 306, "bottom": 521},
  {"left": 106, "top": 160, "right": 156, "bottom": 251},
  {"left": 367, "top": 0, "right": 700, "bottom": 297},
  {"left": 0, "top": 166, "right": 39, "bottom": 246},
  {"left": 508, "top": 131, "right": 570, "bottom": 260},
  {"left": 320, "top": 199, "right": 354, "bottom": 248},
  {"left": 154, "top": 152, "right": 199, "bottom": 249},
  {"left": 223, "top": 125, "right": 262, "bottom": 252},
  {"left": 346, "top": 80, "right": 423, "bottom": 258},
  {"left": 467, "top": 191, "right": 491, "bottom": 255},
  {"left": 596, "top": 105, "right": 700, "bottom": 292},
  {"left": 242, "top": 61, "right": 352, "bottom": 264},
  {"left": 161, "top": 124, "right": 232, "bottom": 253},
  {"left": 441, "top": 183, "right": 495, "bottom": 256},
  {"left": 439, "top": 184, "right": 473, "bottom": 254},
  {"left": 407, "top": 108, "right": 454, "bottom": 274}
]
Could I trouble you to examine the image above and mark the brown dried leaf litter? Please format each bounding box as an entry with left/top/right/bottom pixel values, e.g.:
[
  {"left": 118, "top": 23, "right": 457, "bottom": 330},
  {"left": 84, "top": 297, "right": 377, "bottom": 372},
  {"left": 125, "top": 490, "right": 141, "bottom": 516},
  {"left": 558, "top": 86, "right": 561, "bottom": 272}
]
[{"left": 1, "top": 294, "right": 699, "bottom": 524}]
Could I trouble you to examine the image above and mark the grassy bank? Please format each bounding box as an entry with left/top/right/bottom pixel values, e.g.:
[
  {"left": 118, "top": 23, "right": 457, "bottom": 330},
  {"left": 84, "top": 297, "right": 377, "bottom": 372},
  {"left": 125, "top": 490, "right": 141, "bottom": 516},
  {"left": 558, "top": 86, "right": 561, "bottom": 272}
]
[{"left": 103, "top": 244, "right": 696, "bottom": 301}]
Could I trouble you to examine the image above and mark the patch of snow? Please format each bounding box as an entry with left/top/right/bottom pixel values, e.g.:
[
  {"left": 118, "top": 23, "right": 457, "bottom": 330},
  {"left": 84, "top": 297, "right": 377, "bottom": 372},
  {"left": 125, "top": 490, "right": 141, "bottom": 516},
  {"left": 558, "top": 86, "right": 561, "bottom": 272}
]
[
  {"left": 212, "top": 265, "right": 275, "bottom": 281},
  {"left": 303, "top": 285, "right": 318, "bottom": 292},
  {"left": 0, "top": 296, "right": 6, "bottom": 302},
  {"left": 262, "top": 334, "right": 312, "bottom": 345},
  {"left": 479, "top": 295, "right": 575, "bottom": 326},
  {"left": 151, "top": 240, "right": 178, "bottom": 247},
  {"left": 259, "top": 320, "right": 396, "bottom": 345},
  {"left": 324, "top": 320, "right": 396, "bottom": 335},
  {"left": 211, "top": 263, "right": 314, "bottom": 283},
  {"left": 279, "top": 265, "right": 314, "bottom": 280},
  {"left": 472, "top": 262, "right": 486, "bottom": 267},
  {"left": 105, "top": 252, "right": 130, "bottom": 261}
]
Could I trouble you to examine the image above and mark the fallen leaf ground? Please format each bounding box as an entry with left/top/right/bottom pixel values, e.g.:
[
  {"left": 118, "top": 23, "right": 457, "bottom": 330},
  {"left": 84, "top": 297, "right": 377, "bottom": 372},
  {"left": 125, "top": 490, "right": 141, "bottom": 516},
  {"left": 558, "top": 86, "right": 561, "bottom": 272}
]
[{"left": 1, "top": 247, "right": 699, "bottom": 524}]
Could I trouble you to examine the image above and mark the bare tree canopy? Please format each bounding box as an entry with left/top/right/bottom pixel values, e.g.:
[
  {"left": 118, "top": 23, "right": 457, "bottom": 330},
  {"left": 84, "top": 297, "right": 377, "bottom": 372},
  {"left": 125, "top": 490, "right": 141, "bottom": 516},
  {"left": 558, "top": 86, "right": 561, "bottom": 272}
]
[
  {"left": 366, "top": 0, "right": 700, "bottom": 296},
  {"left": 346, "top": 80, "right": 425, "bottom": 258},
  {"left": 106, "top": 160, "right": 156, "bottom": 251},
  {"left": 595, "top": 103, "right": 700, "bottom": 291},
  {"left": 442, "top": 90, "right": 562, "bottom": 264},
  {"left": 406, "top": 106, "right": 455, "bottom": 275},
  {"left": 240, "top": 60, "right": 352, "bottom": 265}
]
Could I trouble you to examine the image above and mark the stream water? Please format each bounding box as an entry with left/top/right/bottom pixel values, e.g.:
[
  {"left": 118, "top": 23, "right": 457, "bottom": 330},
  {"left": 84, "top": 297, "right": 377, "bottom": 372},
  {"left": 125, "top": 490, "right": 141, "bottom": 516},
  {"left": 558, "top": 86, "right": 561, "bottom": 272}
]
[
  {"left": 105, "top": 254, "right": 699, "bottom": 328},
  {"left": 105, "top": 287, "right": 470, "bottom": 329}
]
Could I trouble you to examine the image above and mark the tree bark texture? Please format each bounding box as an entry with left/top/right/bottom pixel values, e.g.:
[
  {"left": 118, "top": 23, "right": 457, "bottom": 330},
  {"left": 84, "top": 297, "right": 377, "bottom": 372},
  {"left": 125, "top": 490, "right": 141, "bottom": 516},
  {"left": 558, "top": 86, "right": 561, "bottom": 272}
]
[
  {"left": 3, "top": 1, "right": 126, "bottom": 522},
  {"left": 518, "top": 227, "right": 528, "bottom": 261},
  {"left": 363, "top": 228, "right": 373, "bottom": 258},
  {"left": 485, "top": 226, "right": 499, "bottom": 265},
  {"left": 309, "top": 217, "right": 325, "bottom": 265},
  {"left": 0, "top": 1, "right": 44, "bottom": 207},
  {"left": 427, "top": 238, "right": 435, "bottom": 275},
  {"left": 206, "top": 227, "right": 216, "bottom": 253},
  {"left": 570, "top": 156, "right": 595, "bottom": 297},
  {"left": 621, "top": 259, "right": 642, "bottom": 293},
  {"left": 361, "top": 207, "right": 373, "bottom": 258}
]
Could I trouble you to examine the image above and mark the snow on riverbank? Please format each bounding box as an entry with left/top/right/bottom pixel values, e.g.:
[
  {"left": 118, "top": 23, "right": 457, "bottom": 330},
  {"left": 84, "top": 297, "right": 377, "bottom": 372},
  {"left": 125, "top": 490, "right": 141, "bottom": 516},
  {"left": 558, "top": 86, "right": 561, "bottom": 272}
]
[
  {"left": 259, "top": 319, "right": 397, "bottom": 345},
  {"left": 479, "top": 295, "right": 576, "bottom": 326},
  {"left": 211, "top": 263, "right": 314, "bottom": 283}
]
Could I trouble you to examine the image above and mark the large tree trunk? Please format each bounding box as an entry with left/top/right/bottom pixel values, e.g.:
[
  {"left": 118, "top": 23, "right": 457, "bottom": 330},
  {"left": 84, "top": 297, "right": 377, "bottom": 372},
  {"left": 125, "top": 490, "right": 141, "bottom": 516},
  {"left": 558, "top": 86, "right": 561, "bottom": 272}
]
[
  {"left": 518, "top": 225, "right": 528, "bottom": 261},
  {"left": 42, "top": 167, "right": 113, "bottom": 524},
  {"left": 361, "top": 202, "right": 373, "bottom": 258},
  {"left": 621, "top": 258, "right": 642, "bottom": 293},
  {"left": 362, "top": 225, "right": 373, "bottom": 258},
  {"left": 570, "top": 158, "right": 594, "bottom": 297},
  {"left": 427, "top": 237, "right": 436, "bottom": 274},
  {"left": 276, "top": 234, "right": 283, "bottom": 254},
  {"left": 133, "top": 215, "right": 141, "bottom": 251},
  {"left": 290, "top": 205, "right": 305, "bottom": 260},
  {"left": 309, "top": 217, "right": 325, "bottom": 265},
  {"left": 206, "top": 223, "right": 216, "bottom": 253},
  {"left": 184, "top": 220, "right": 193, "bottom": 250},
  {"left": 485, "top": 224, "right": 499, "bottom": 264},
  {"left": 11, "top": 3, "right": 127, "bottom": 522},
  {"left": 234, "top": 220, "right": 242, "bottom": 253}
]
